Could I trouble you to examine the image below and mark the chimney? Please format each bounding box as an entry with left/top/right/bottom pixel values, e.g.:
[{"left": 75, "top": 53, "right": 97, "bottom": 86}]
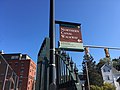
[{"left": 0, "top": 50, "right": 4, "bottom": 54}]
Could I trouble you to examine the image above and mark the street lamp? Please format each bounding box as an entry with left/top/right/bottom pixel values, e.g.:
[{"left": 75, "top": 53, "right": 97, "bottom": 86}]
[{"left": 49, "top": 0, "right": 56, "bottom": 90}]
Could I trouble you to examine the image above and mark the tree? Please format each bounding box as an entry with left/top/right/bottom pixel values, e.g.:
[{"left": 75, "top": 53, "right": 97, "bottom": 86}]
[
  {"left": 112, "top": 57, "right": 120, "bottom": 71},
  {"left": 82, "top": 54, "right": 103, "bottom": 88}
]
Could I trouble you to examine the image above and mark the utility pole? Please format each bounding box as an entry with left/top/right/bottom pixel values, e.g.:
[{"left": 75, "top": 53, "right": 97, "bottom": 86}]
[
  {"left": 49, "top": 0, "right": 56, "bottom": 90},
  {"left": 84, "top": 47, "right": 90, "bottom": 90},
  {"left": 85, "top": 61, "right": 90, "bottom": 90}
]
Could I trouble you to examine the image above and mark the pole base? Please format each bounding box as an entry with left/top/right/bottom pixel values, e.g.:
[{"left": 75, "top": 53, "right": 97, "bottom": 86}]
[{"left": 49, "top": 82, "right": 57, "bottom": 90}]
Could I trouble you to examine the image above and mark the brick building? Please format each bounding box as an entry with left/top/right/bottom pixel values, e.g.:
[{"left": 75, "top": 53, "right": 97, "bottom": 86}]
[
  {"left": 1, "top": 53, "right": 36, "bottom": 90},
  {"left": 0, "top": 54, "right": 19, "bottom": 90}
]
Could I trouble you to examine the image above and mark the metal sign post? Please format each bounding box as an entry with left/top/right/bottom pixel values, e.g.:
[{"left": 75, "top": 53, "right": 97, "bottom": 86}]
[{"left": 49, "top": 0, "right": 56, "bottom": 90}]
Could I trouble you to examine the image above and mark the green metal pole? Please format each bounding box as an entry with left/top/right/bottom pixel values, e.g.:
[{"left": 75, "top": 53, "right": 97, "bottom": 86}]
[{"left": 49, "top": 0, "right": 56, "bottom": 90}]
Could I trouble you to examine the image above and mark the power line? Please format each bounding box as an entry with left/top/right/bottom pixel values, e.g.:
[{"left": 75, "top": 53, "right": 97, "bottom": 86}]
[{"left": 84, "top": 45, "right": 120, "bottom": 50}]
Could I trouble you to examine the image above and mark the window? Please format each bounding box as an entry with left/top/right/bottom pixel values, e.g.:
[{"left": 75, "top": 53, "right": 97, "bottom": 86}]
[
  {"left": 21, "top": 63, "right": 24, "bottom": 66},
  {"left": 107, "top": 76, "right": 110, "bottom": 80},
  {"left": 11, "top": 56, "right": 19, "bottom": 60},
  {"left": 29, "top": 81, "right": 30, "bottom": 84},
  {"left": 106, "top": 75, "right": 110, "bottom": 80},
  {"left": 20, "top": 75, "right": 23, "bottom": 78},
  {"left": 20, "top": 69, "right": 24, "bottom": 73},
  {"left": 19, "top": 80, "right": 22, "bottom": 82},
  {"left": 0, "top": 81, "right": 3, "bottom": 89},
  {"left": 9, "top": 62, "right": 12, "bottom": 65},
  {"left": 103, "top": 69, "right": 106, "bottom": 72},
  {"left": 103, "top": 68, "right": 110, "bottom": 72},
  {"left": 19, "top": 82, "right": 22, "bottom": 86},
  {"left": 15, "top": 62, "right": 18, "bottom": 66},
  {"left": 21, "top": 57, "right": 26, "bottom": 60},
  {"left": 0, "top": 73, "right": 4, "bottom": 76},
  {"left": 34, "top": 72, "right": 36, "bottom": 75},
  {"left": 19, "top": 80, "right": 22, "bottom": 86}
]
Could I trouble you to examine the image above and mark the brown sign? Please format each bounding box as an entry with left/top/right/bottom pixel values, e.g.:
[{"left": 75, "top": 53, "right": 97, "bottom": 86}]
[{"left": 60, "top": 25, "right": 83, "bottom": 43}]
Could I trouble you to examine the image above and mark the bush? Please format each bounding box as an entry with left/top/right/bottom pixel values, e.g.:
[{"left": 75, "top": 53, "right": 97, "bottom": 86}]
[
  {"left": 90, "top": 85, "right": 102, "bottom": 90},
  {"left": 90, "top": 83, "right": 116, "bottom": 90},
  {"left": 102, "top": 83, "right": 116, "bottom": 90}
]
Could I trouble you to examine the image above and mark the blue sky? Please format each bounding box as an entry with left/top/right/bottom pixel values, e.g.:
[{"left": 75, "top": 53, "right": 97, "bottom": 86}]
[{"left": 1, "top": 0, "right": 120, "bottom": 70}]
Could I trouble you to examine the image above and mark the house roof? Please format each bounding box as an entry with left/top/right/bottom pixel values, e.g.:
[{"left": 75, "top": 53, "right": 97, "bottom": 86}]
[
  {"left": 101, "top": 63, "right": 111, "bottom": 70},
  {"left": 112, "top": 67, "right": 120, "bottom": 75},
  {"left": 101, "top": 63, "right": 120, "bottom": 75}
]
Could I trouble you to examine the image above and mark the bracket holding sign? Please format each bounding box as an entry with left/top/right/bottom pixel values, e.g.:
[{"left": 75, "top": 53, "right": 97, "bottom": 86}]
[{"left": 55, "top": 21, "right": 84, "bottom": 52}]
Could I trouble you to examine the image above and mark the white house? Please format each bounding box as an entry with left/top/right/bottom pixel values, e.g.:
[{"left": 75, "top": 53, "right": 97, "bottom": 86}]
[{"left": 101, "top": 63, "right": 120, "bottom": 90}]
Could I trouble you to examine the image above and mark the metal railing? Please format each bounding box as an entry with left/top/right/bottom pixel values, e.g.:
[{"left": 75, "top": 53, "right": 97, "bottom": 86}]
[
  {"left": 35, "top": 38, "right": 82, "bottom": 90},
  {"left": 56, "top": 50, "right": 82, "bottom": 90}
]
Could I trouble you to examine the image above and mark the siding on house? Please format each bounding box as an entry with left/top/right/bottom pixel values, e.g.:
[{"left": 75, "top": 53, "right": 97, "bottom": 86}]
[{"left": 101, "top": 64, "right": 120, "bottom": 90}]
